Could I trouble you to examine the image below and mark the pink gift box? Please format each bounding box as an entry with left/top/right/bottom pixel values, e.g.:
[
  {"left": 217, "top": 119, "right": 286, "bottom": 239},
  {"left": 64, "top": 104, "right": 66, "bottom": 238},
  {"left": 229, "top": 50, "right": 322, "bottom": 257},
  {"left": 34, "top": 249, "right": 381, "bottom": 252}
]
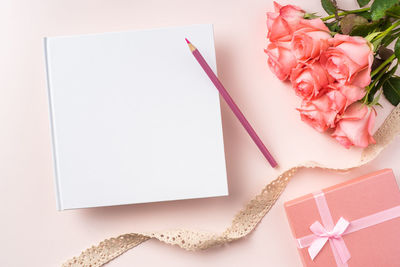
[{"left": 284, "top": 169, "right": 400, "bottom": 267}]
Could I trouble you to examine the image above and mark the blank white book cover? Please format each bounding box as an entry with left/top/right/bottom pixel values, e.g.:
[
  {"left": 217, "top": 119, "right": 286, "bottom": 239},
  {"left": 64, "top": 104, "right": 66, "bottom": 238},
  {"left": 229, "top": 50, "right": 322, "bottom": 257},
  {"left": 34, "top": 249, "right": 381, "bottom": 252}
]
[{"left": 44, "top": 24, "right": 228, "bottom": 210}]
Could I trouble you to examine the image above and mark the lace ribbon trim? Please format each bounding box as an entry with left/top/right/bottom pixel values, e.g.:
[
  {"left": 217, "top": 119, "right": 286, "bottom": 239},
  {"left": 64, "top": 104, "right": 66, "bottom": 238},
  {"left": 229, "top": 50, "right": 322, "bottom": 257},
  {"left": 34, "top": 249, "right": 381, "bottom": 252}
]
[{"left": 63, "top": 104, "right": 400, "bottom": 267}]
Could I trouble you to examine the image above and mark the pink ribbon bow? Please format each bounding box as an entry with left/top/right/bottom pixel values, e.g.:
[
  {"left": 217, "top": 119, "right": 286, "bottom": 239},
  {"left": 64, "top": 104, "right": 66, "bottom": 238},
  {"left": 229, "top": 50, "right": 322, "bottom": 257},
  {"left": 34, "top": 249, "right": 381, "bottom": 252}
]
[
  {"left": 308, "top": 217, "right": 351, "bottom": 264},
  {"left": 296, "top": 190, "right": 400, "bottom": 267}
]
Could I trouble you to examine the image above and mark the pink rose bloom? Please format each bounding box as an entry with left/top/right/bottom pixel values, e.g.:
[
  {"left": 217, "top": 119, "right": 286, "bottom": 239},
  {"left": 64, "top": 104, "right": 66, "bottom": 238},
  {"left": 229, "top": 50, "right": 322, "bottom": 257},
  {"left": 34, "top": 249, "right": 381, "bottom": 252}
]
[
  {"left": 290, "top": 61, "right": 331, "bottom": 100},
  {"left": 327, "top": 83, "right": 366, "bottom": 108},
  {"left": 267, "top": 1, "right": 305, "bottom": 42},
  {"left": 292, "top": 19, "right": 331, "bottom": 62},
  {"left": 265, "top": 41, "right": 297, "bottom": 81},
  {"left": 297, "top": 92, "right": 346, "bottom": 132},
  {"left": 332, "top": 102, "right": 376, "bottom": 148},
  {"left": 320, "top": 34, "right": 373, "bottom": 87}
]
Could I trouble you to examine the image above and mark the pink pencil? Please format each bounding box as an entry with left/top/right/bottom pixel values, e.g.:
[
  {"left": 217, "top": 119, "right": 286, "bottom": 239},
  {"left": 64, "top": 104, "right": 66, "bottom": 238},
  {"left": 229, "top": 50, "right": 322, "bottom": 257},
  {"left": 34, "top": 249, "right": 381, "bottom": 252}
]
[{"left": 185, "top": 38, "right": 278, "bottom": 168}]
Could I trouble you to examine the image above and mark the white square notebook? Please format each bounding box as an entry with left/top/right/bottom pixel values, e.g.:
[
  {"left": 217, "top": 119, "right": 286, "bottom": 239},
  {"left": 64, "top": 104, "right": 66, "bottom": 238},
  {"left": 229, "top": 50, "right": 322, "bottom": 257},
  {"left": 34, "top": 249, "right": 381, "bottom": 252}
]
[{"left": 45, "top": 24, "right": 228, "bottom": 210}]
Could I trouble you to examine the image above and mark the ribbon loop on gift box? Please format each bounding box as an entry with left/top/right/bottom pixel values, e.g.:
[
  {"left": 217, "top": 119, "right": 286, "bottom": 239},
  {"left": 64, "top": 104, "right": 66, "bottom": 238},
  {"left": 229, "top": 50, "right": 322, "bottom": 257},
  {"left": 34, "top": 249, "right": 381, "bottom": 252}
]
[
  {"left": 297, "top": 191, "right": 400, "bottom": 267},
  {"left": 308, "top": 217, "right": 350, "bottom": 263},
  {"left": 312, "top": 191, "right": 351, "bottom": 266}
]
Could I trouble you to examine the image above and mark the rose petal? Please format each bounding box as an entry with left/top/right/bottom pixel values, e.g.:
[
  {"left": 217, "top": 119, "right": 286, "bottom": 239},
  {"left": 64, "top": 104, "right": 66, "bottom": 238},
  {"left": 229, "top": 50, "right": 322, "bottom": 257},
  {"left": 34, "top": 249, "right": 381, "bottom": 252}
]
[
  {"left": 298, "top": 18, "right": 330, "bottom": 32},
  {"left": 331, "top": 103, "right": 376, "bottom": 148}
]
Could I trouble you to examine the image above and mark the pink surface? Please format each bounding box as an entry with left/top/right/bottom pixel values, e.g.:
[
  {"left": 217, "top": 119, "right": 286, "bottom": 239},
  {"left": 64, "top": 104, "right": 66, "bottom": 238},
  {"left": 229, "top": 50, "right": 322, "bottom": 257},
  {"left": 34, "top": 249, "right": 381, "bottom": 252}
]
[
  {"left": 1, "top": 0, "right": 400, "bottom": 266},
  {"left": 285, "top": 169, "right": 400, "bottom": 266}
]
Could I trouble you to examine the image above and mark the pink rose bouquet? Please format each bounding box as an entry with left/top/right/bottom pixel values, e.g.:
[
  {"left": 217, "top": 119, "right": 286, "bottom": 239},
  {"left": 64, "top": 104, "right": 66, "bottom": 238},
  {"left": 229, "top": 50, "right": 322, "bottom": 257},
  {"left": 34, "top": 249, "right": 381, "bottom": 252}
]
[{"left": 265, "top": 0, "right": 400, "bottom": 148}]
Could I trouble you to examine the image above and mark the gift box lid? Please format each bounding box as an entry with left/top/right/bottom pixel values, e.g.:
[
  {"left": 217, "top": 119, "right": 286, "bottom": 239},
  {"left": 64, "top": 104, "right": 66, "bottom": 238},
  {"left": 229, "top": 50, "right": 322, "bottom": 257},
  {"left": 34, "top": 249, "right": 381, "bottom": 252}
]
[{"left": 284, "top": 169, "right": 400, "bottom": 267}]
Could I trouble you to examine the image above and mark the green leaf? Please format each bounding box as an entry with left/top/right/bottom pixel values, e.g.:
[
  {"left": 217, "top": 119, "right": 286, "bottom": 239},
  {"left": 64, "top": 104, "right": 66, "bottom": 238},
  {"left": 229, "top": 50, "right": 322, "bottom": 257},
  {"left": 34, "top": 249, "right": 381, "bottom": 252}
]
[
  {"left": 326, "top": 21, "right": 339, "bottom": 32},
  {"left": 383, "top": 76, "right": 400, "bottom": 105},
  {"left": 382, "top": 31, "right": 400, "bottom": 46},
  {"left": 383, "top": 64, "right": 398, "bottom": 83},
  {"left": 367, "top": 84, "right": 381, "bottom": 103},
  {"left": 371, "top": 0, "right": 398, "bottom": 21},
  {"left": 321, "top": 0, "right": 337, "bottom": 15},
  {"left": 381, "top": 17, "right": 393, "bottom": 31},
  {"left": 350, "top": 21, "right": 380, "bottom": 36},
  {"left": 365, "top": 31, "right": 382, "bottom": 42},
  {"left": 395, "top": 38, "right": 400, "bottom": 59},
  {"left": 380, "top": 64, "right": 398, "bottom": 85},
  {"left": 372, "top": 38, "right": 383, "bottom": 51},
  {"left": 386, "top": 5, "right": 400, "bottom": 17},
  {"left": 357, "top": 0, "right": 371, "bottom": 7},
  {"left": 370, "top": 90, "right": 382, "bottom": 106},
  {"left": 358, "top": 11, "right": 372, "bottom": 20},
  {"left": 340, "top": 14, "right": 368, "bottom": 35},
  {"left": 304, "top": 13, "right": 320, "bottom": 19},
  {"left": 368, "top": 64, "right": 397, "bottom": 102}
]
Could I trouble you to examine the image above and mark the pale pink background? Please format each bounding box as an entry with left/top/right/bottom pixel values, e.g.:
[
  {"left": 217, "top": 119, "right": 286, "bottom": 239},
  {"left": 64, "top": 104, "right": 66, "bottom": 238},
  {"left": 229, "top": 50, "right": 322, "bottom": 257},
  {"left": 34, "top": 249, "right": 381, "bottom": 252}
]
[{"left": 1, "top": 0, "right": 399, "bottom": 266}]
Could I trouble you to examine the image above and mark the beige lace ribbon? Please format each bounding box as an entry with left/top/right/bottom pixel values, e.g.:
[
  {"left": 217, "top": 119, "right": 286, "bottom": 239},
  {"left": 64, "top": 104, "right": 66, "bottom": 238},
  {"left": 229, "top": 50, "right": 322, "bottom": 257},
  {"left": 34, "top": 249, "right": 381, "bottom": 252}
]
[{"left": 63, "top": 104, "right": 400, "bottom": 267}]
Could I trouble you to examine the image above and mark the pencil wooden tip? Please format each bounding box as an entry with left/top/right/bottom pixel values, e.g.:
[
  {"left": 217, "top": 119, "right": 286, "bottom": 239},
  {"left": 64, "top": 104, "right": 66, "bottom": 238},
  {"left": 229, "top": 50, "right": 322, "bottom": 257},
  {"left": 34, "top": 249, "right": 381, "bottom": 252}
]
[{"left": 185, "top": 38, "right": 197, "bottom": 52}]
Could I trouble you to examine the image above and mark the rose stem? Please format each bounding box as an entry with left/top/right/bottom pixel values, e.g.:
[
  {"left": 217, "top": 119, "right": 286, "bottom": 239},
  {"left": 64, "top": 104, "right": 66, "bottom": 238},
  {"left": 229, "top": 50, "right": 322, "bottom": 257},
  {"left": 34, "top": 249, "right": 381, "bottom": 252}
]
[
  {"left": 371, "top": 54, "right": 396, "bottom": 78},
  {"left": 363, "top": 64, "right": 390, "bottom": 103},
  {"left": 373, "top": 20, "right": 400, "bottom": 42},
  {"left": 321, "top": 7, "right": 370, "bottom": 21}
]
